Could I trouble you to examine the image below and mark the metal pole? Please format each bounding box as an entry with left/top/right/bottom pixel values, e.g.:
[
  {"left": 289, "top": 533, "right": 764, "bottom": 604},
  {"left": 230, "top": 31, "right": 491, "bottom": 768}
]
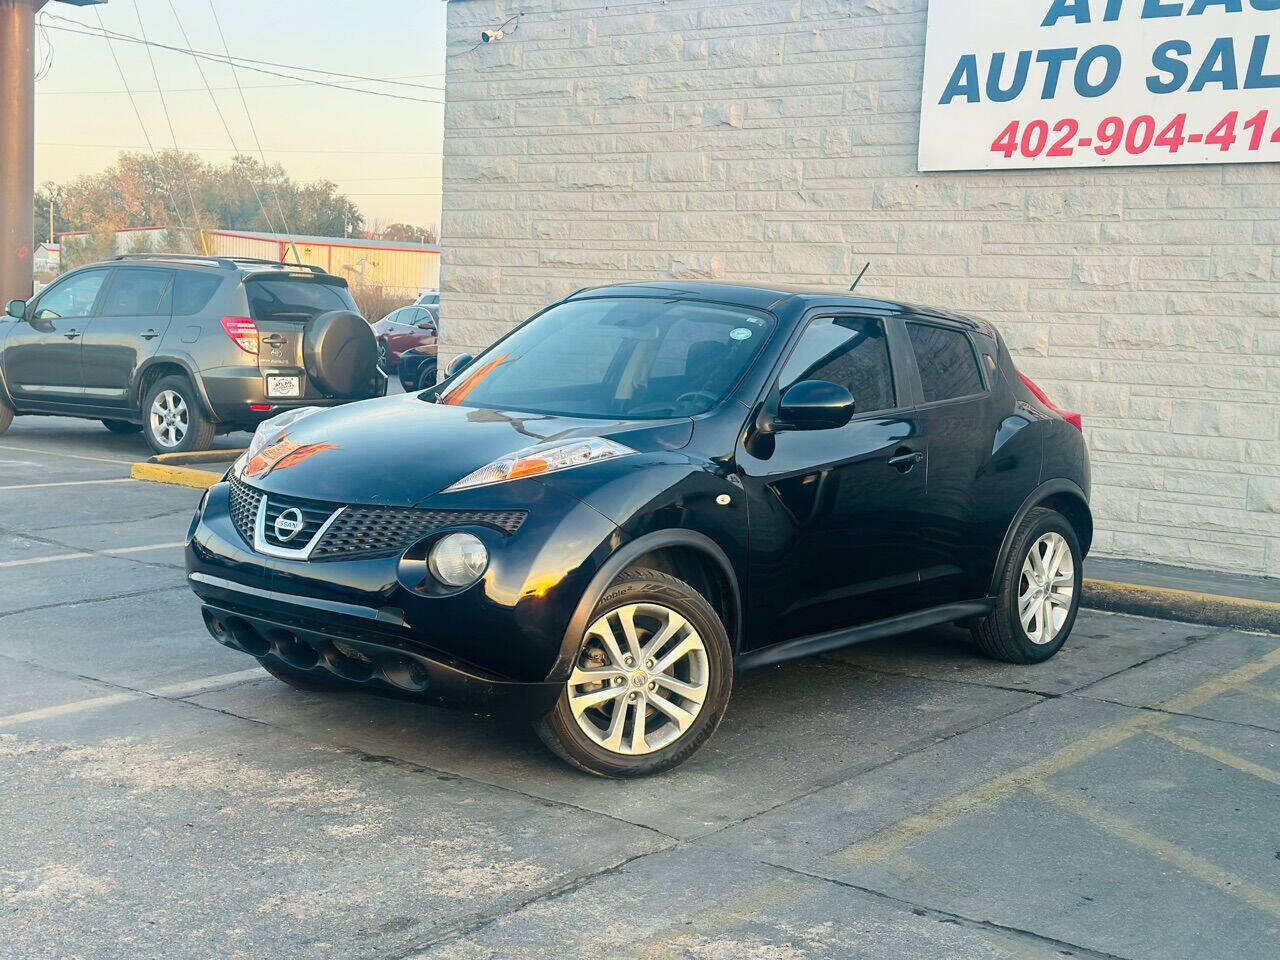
[{"left": 0, "top": 0, "right": 42, "bottom": 302}]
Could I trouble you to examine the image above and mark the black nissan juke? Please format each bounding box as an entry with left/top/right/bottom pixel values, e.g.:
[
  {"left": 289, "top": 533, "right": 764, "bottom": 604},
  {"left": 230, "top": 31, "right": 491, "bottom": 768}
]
[{"left": 186, "top": 281, "right": 1091, "bottom": 777}]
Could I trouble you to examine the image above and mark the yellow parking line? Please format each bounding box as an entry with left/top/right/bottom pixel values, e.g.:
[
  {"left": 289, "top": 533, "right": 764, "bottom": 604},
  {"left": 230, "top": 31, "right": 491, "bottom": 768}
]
[
  {"left": 105, "top": 541, "right": 186, "bottom": 555},
  {"left": 1028, "top": 780, "right": 1280, "bottom": 918},
  {"left": 832, "top": 646, "right": 1280, "bottom": 865},
  {"left": 0, "top": 551, "right": 91, "bottom": 569},
  {"left": 0, "top": 667, "right": 266, "bottom": 729},
  {"left": 1235, "top": 683, "right": 1280, "bottom": 705},
  {"left": 0, "top": 542, "right": 187, "bottom": 569},
  {"left": 0, "top": 443, "right": 136, "bottom": 465},
  {"left": 0, "top": 478, "right": 134, "bottom": 491},
  {"left": 1147, "top": 727, "right": 1280, "bottom": 787},
  {"left": 129, "top": 462, "right": 223, "bottom": 489}
]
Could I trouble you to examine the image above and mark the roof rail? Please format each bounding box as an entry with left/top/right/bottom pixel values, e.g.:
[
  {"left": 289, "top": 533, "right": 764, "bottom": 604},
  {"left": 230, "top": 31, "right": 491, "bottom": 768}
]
[
  {"left": 229, "top": 257, "right": 328, "bottom": 275},
  {"left": 112, "top": 253, "right": 239, "bottom": 269}
]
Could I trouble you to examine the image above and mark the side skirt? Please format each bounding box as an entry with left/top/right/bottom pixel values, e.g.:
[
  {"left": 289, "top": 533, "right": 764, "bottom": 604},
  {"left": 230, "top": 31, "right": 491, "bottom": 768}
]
[{"left": 735, "top": 600, "right": 994, "bottom": 671}]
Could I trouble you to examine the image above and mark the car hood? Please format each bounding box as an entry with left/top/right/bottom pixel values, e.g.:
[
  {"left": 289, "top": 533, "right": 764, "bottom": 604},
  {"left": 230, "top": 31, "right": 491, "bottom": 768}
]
[{"left": 242, "top": 392, "right": 693, "bottom": 507}]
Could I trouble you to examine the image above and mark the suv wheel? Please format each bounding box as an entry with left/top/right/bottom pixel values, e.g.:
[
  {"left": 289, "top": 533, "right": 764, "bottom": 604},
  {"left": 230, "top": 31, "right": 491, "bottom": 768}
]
[
  {"left": 101, "top": 419, "right": 142, "bottom": 435},
  {"left": 142, "top": 375, "right": 216, "bottom": 454},
  {"left": 535, "top": 568, "right": 733, "bottom": 777},
  {"left": 0, "top": 393, "right": 13, "bottom": 435},
  {"left": 376, "top": 339, "right": 390, "bottom": 371},
  {"left": 971, "top": 507, "right": 1082, "bottom": 664},
  {"left": 415, "top": 360, "right": 437, "bottom": 391}
]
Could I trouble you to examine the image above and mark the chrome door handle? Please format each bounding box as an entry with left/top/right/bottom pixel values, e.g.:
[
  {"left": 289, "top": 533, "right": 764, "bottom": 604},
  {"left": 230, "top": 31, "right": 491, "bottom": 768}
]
[
  {"left": 141, "top": 329, "right": 160, "bottom": 340},
  {"left": 888, "top": 449, "right": 924, "bottom": 471},
  {"left": 63, "top": 329, "right": 80, "bottom": 340}
]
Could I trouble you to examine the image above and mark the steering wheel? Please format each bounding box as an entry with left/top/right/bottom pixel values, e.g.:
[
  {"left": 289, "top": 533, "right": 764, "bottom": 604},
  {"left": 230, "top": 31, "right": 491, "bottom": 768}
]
[{"left": 674, "top": 390, "right": 718, "bottom": 411}]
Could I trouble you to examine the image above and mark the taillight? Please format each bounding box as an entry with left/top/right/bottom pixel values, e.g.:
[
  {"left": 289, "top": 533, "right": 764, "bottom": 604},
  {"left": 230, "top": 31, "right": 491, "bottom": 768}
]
[
  {"left": 1018, "top": 372, "right": 1082, "bottom": 432},
  {"left": 220, "top": 316, "right": 258, "bottom": 354}
]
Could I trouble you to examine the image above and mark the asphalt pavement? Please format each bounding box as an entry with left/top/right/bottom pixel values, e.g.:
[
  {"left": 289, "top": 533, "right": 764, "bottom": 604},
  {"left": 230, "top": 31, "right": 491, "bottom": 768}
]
[{"left": 1, "top": 414, "right": 1277, "bottom": 960}]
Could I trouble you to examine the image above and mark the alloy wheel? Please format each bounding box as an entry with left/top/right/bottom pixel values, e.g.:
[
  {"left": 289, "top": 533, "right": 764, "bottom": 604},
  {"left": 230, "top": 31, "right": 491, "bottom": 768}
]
[
  {"left": 1018, "top": 532, "right": 1075, "bottom": 645},
  {"left": 568, "top": 602, "right": 709, "bottom": 756},
  {"left": 149, "top": 389, "right": 189, "bottom": 449}
]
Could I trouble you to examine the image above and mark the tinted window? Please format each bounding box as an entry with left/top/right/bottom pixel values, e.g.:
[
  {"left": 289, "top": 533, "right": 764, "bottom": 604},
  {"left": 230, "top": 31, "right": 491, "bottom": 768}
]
[
  {"left": 440, "top": 297, "right": 775, "bottom": 419},
  {"left": 245, "top": 278, "right": 356, "bottom": 324},
  {"left": 173, "top": 272, "right": 222, "bottom": 316},
  {"left": 101, "top": 268, "right": 172, "bottom": 317},
  {"left": 33, "top": 269, "right": 108, "bottom": 320},
  {"left": 907, "top": 323, "right": 984, "bottom": 403},
  {"left": 779, "top": 316, "right": 895, "bottom": 415}
]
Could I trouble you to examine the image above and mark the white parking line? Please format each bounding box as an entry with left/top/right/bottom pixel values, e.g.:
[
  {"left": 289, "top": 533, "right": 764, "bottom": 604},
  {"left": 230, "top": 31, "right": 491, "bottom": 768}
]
[
  {"left": 0, "top": 667, "right": 266, "bottom": 729},
  {"left": 0, "top": 443, "right": 137, "bottom": 465},
  {"left": 0, "top": 541, "right": 186, "bottom": 569},
  {"left": 0, "top": 478, "right": 134, "bottom": 491}
]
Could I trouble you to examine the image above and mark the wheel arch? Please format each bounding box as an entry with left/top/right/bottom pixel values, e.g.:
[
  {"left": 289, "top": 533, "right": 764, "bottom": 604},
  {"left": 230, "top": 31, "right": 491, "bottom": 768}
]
[
  {"left": 550, "top": 529, "right": 743, "bottom": 682},
  {"left": 988, "top": 478, "right": 1092, "bottom": 596},
  {"left": 134, "top": 354, "right": 213, "bottom": 418}
]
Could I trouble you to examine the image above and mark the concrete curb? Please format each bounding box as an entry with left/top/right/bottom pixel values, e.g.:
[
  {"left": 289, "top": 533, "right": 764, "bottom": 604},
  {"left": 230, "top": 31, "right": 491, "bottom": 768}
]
[
  {"left": 1083, "top": 577, "right": 1280, "bottom": 634},
  {"left": 129, "top": 448, "right": 244, "bottom": 489}
]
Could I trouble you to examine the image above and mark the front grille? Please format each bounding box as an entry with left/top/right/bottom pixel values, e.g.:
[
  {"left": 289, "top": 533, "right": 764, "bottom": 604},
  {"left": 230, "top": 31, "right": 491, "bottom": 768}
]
[
  {"left": 227, "top": 474, "right": 525, "bottom": 560},
  {"left": 312, "top": 507, "right": 526, "bottom": 560},
  {"left": 228, "top": 474, "right": 261, "bottom": 546}
]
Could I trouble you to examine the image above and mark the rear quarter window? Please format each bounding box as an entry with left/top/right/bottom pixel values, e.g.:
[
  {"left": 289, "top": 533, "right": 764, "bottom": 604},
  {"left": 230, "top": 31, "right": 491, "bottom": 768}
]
[
  {"left": 172, "top": 272, "right": 223, "bottom": 316},
  {"left": 245, "top": 278, "right": 357, "bottom": 324},
  {"left": 907, "top": 322, "right": 985, "bottom": 404}
]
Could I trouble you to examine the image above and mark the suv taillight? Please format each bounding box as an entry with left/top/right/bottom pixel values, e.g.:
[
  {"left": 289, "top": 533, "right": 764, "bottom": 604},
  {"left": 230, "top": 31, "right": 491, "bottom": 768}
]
[
  {"left": 220, "top": 316, "right": 258, "bottom": 354},
  {"left": 1019, "top": 372, "right": 1082, "bottom": 432}
]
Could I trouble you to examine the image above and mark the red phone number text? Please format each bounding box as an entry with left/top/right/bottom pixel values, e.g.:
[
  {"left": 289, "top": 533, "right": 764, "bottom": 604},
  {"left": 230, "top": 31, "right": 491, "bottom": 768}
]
[{"left": 990, "top": 111, "right": 1280, "bottom": 160}]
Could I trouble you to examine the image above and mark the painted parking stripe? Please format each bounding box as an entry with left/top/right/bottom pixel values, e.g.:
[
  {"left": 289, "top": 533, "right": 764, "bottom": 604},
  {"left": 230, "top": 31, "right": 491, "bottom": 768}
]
[
  {"left": 1147, "top": 727, "right": 1280, "bottom": 787},
  {"left": 0, "top": 478, "right": 134, "bottom": 491},
  {"left": 0, "top": 667, "right": 266, "bottom": 729},
  {"left": 0, "top": 443, "right": 137, "bottom": 465},
  {"left": 0, "top": 541, "right": 186, "bottom": 569}
]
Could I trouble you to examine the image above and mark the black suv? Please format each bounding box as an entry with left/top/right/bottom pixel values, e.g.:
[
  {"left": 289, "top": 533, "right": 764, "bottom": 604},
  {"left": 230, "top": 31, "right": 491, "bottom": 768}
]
[
  {"left": 0, "top": 255, "right": 385, "bottom": 452},
  {"left": 186, "top": 282, "right": 1091, "bottom": 777}
]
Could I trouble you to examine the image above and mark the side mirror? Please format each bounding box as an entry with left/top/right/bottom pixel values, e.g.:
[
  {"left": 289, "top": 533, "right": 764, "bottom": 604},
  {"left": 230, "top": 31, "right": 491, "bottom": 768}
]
[
  {"left": 5, "top": 299, "right": 26, "bottom": 320},
  {"left": 417, "top": 320, "right": 436, "bottom": 332},
  {"left": 445, "top": 353, "right": 474, "bottom": 378},
  {"left": 777, "top": 380, "right": 855, "bottom": 431}
]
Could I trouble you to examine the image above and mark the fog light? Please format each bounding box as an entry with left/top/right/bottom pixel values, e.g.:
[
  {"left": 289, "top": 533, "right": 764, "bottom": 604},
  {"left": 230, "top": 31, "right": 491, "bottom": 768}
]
[{"left": 428, "top": 532, "right": 488, "bottom": 587}]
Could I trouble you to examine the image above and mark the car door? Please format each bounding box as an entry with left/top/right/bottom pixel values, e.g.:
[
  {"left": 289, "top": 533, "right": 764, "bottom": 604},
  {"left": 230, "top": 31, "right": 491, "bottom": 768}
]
[
  {"left": 3, "top": 268, "right": 110, "bottom": 402},
  {"left": 736, "top": 313, "right": 929, "bottom": 642},
  {"left": 80, "top": 267, "right": 175, "bottom": 407},
  {"left": 900, "top": 318, "right": 997, "bottom": 605}
]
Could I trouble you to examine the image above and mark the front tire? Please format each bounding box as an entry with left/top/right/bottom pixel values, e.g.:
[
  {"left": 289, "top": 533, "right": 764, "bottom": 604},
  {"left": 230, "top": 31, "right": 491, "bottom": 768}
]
[
  {"left": 101, "top": 419, "right": 142, "bottom": 435},
  {"left": 535, "top": 568, "right": 733, "bottom": 778},
  {"left": 142, "top": 375, "right": 216, "bottom": 454},
  {"left": 971, "top": 507, "right": 1082, "bottom": 664},
  {"left": 415, "top": 359, "right": 437, "bottom": 391}
]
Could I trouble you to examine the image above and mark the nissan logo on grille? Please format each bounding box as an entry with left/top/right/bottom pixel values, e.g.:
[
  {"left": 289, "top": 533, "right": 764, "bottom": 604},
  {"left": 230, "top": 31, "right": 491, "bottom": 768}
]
[{"left": 273, "top": 508, "right": 305, "bottom": 542}]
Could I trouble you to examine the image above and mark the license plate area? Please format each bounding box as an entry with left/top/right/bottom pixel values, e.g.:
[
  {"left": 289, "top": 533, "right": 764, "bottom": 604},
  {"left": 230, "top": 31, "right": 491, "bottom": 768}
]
[{"left": 266, "top": 376, "right": 301, "bottom": 398}]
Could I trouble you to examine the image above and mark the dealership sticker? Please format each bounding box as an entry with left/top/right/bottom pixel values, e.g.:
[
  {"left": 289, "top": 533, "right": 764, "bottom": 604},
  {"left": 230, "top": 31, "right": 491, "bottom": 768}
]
[
  {"left": 919, "top": 0, "right": 1280, "bottom": 171},
  {"left": 729, "top": 328, "right": 753, "bottom": 340}
]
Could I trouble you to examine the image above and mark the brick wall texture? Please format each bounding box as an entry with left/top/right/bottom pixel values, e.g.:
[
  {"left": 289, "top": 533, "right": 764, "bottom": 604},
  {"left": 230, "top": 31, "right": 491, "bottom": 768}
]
[{"left": 441, "top": 0, "right": 1280, "bottom": 578}]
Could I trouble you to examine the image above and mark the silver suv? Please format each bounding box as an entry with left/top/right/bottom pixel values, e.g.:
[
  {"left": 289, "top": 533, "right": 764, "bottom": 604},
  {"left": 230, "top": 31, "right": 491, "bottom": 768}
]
[{"left": 0, "top": 255, "right": 385, "bottom": 452}]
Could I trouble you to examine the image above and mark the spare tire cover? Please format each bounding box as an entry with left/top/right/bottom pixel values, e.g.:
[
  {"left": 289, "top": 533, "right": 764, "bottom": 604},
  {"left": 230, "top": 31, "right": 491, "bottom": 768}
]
[{"left": 303, "top": 310, "right": 377, "bottom": 398}]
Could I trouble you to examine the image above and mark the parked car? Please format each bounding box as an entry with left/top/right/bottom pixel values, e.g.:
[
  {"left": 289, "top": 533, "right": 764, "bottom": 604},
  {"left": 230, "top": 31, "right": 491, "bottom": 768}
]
[
  {"left": 0, "top": 255, "right": 386, "bottom": 453},
  {"left": 415, "top": 290, "right": 439, "bottom": 308},
  {"left": 369, "top": 304, "right": 437, "bottom": 371},
  {"left": 186, "top": 281, "right": 1090, "bottom": 777},
  {"left": 397, "top": 343, "right": 438, "bottom": 391}
]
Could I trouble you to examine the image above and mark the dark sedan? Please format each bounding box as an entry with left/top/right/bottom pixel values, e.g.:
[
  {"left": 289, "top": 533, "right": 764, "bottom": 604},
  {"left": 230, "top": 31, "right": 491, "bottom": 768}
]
[{"left": 185, "top": 281, "right": 1091, "bottom": 777}]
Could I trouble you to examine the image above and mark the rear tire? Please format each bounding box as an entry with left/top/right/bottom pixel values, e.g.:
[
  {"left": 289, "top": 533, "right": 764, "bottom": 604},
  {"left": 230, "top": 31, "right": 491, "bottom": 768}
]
[
  {"left": 0, "top": 394, "right": 12, "bottom": 435},
  {"left": 415, "top": 360, "right": 437, "bottom": 391},
  {"left": 535, "top": 567, "right": 733, "bottom": 778},
  {"left": 259, "top": 658, "right": 347, "bottom": 693},
  {"left": 101, "top": 419, "right": 142, "bottom": 435},
  {"left": 142, "top": 375, "right": 216, "bottom": 454},
  {"left": 970, "top": 507, "right": 1082, "bottom": 664}
]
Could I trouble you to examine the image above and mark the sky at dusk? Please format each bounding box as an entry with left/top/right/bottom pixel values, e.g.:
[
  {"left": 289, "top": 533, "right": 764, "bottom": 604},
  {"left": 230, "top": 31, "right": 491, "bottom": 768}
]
[{"left": 34, "top": 0, "right": 445, "bottom": 232}]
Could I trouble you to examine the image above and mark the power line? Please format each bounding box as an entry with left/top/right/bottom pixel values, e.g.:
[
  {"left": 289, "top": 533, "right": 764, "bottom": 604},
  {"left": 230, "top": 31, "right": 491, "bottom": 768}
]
[
  {"left": 36, "top": 72, "right": 445, "bottom": 96},
  {"left": 163, "top": 0, "right": 277, "bottom": 235},
  {"left": 131, "top": 0, "right": 203, "bottom": 237},
  {"left": 37, "top": 141, "right": 442, "bottom": 156},
  {"left": 42, "top": 20, "right": 445, "bottom": 102},
  {"left": 92, "top": 6, "right": 189, "bottom": 235}
]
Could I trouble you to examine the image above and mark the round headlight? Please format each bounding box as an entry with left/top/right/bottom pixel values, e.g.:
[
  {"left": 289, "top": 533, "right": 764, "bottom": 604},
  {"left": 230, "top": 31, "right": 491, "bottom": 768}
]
[{"left": 428, "top": 532, "right": 488, "bottom": 588}]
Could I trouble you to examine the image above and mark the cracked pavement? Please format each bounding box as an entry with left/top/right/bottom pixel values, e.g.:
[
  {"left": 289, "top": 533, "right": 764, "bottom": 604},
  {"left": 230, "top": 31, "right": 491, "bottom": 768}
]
[{"left": 2, "top": 417, "right": 1278, "bottom": 960}]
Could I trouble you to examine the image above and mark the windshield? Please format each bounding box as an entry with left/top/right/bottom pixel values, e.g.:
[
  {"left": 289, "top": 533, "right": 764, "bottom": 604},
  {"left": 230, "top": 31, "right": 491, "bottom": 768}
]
[{"left": 439, "top": 297, "right": 775, "bottom": 419}]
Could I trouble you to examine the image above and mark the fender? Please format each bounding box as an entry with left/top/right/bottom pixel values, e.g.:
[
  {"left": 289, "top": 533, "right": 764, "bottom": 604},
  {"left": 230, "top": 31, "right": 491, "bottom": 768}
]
[
  {"left": 548, "top": 528, "right": 743, "bottom": 682},
  {"left": 987, "top": 477, "right": 1091, "bottom": 596},
  {"left": 133, "top": 351, "right": 214, "bottom": 417}
]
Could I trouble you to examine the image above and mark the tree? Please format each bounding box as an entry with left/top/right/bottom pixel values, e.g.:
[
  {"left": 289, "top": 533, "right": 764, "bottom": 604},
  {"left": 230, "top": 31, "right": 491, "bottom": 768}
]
[
  {"left": 376, "top": 222, "right": 439, "bottom": 244},
  {"left": 37, "top": 149, "right": 367, "bottom": 245}
]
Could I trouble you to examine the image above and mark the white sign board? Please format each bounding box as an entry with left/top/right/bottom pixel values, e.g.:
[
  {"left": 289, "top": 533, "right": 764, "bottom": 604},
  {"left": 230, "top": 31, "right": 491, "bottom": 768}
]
[{"left": 919, "top": 0, "right": 1280, "bottom": 171}]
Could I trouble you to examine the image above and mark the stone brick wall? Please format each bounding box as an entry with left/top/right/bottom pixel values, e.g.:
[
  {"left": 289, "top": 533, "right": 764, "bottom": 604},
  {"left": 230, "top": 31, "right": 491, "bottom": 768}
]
[{"left": 441, "top": 0, "right": 1280, "bottom": 578}]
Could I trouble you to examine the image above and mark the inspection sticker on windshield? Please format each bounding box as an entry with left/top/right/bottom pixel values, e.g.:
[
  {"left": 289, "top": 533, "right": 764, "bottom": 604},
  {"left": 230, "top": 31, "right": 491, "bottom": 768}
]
[{"left": 729, "top": 327, "right": 753, "bottom": 341}]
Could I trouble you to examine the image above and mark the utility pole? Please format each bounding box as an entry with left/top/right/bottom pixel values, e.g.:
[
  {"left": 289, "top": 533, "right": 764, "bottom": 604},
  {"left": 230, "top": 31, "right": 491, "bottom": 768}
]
[{"left": 0, "top": 0, "right": 103, "bottom": 302}]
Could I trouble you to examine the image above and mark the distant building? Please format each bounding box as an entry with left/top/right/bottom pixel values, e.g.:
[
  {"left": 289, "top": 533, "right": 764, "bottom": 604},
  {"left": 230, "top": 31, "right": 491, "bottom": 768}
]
[{"left": 32, "top": 242, "right": 59, "bottom": 273}]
